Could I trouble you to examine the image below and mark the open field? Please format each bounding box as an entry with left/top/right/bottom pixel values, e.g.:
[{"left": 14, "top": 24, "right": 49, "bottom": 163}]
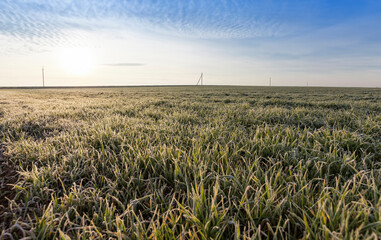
[{"left": 0, "top": 86, "right": 380, "bottom": 239}]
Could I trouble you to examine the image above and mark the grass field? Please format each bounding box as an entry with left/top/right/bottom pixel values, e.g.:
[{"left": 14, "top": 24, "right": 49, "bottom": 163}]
[{"left": 0, "top": 86, "right": 380, "bottom": 239}]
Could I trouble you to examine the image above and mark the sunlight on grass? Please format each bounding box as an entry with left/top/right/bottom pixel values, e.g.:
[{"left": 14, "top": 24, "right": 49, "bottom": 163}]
[{"left": 0, "top": 86, "right": 380, "bottom": 239}]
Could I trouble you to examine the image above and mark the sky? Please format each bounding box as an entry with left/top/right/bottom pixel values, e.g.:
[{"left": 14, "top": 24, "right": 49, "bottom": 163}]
[{"left": 0, "top": 0, "right": 380, "bottom": 87}]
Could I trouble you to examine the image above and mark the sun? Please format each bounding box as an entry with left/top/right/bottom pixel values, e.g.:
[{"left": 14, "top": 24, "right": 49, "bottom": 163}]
[{"left": 59, "top": 47, "right": 96, "bottom": 75}]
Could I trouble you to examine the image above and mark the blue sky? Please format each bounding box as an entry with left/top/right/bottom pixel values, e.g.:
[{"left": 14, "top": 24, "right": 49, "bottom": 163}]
[{"left": 0, "top": 0, "right": 380, "bottom": 87}]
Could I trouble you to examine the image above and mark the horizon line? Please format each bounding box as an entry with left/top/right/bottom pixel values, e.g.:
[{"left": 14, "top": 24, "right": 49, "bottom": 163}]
[{"left": 0, "top": 85, "right": 379, "bottom": 90}]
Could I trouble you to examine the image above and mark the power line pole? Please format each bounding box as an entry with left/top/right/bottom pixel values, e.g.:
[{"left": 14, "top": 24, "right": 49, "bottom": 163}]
[
  {"left": 196, "top": 73, "right": 203, "bottom": 86},
  {"left": 42, "top": 67, "right": 45, "bottom": 87},
  {"left": 269, "top": 77, "right": 271, "bottom": 87}
]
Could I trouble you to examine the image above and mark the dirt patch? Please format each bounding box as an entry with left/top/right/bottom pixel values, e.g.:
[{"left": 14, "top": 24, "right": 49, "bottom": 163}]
[{"left": 0, "top": 144, "right": 18, "bottom": 230}]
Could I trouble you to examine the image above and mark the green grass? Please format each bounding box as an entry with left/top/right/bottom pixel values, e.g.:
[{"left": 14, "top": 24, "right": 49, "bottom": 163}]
[{"left": 0, "top": 86, "right": 380, "bottom": 239}]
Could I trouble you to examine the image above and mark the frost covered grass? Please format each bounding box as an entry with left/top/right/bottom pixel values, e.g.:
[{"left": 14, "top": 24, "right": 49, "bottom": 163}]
[{"left": 0, "top": 86, "right": 380, "bottom": 239}]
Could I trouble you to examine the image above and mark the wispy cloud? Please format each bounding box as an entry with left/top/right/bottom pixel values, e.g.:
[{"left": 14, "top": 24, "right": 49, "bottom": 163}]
[
  {"left": 0, "top": 0, "right": 287, "bottom": 45},
  {"left": 0, "top": 1, "right": 97, "bottom": 54},
  {"left": 2, "top": 0, "right": 381, "bottom": 44}
]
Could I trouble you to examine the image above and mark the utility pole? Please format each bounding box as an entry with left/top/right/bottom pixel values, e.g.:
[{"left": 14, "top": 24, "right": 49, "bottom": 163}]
[
  {"left": 269, "top": 77, "right": 272, "bottom": 87},
  {"left": 42, "top": 67, "right": 45, "bottom": 87},
  {"left": 196, "top": 73, "right": 203, "bottom": 86}
]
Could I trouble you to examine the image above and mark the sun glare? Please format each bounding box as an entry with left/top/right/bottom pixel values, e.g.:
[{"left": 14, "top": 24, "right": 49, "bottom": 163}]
[{"left": 59, "top": 47, "right": 96, "bottom": 75}]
